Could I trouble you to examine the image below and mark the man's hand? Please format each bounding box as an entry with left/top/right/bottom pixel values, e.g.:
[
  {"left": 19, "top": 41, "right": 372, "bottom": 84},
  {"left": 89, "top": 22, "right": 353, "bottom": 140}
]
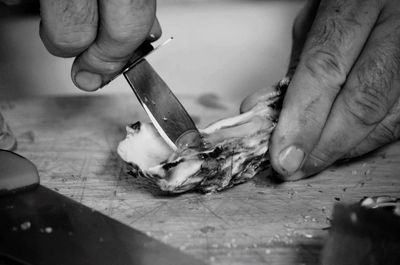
[
  {"left": 39, "top": 0, "right": 161, "bottom": 91},
  {"left": 244, "top": 0, "right": 400, "bottom": 180}
]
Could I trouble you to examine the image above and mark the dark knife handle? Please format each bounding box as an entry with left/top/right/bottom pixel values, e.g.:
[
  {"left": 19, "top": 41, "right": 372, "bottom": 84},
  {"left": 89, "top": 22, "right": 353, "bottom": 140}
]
[
  {"left": 125, "top": 41, "right": 154, "bottom": 70},
  {"left": 102, "top": 41, "right": 154, "bottom": 87},
  {"left": 0, "top": 150, "right": 39, "bottom": 195}
]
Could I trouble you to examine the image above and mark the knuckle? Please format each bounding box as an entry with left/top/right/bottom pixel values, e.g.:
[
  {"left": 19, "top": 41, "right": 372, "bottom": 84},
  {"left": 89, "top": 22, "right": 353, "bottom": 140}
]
[
  {"left": 41, "top": 26, "right": 96, "bottom": 57},
  {"left": 302, "top": 149, "right": 332, "bottom": 175},
  {"left": 85, "top": 47, "right": 126, "bottom": 74},
  {"left": 308, "top": 150, "right": 330, "bottom": 168},
  {"left": 343, "top": 85, "right": 389, "bottom": 126},
  {"left": 302, "top": 48, "right": 346, "bottom": 89},
  {"left": 97, "top": 61, "right": 123, "bottom": 75},
  {"left": 40, "top": 0, "right": 98, "bottom": 57},
  {"left": 373, "top": 122, "right": 400, "bottom": 144},
  {"left": 104, "top": 2, "right": 155, "bottom": 44},
  {"left": 107, "top": 26, "right": 148, "bottom": 45}
]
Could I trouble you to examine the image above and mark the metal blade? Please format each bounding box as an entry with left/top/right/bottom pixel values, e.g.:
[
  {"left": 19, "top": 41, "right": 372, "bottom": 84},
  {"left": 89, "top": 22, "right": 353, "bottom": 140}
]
[
  {"left": 124, "top": 59, "right": 201, "bottom": 150},
  {"left": 0, "top": 186, "right": 206, "bottom": 265}
]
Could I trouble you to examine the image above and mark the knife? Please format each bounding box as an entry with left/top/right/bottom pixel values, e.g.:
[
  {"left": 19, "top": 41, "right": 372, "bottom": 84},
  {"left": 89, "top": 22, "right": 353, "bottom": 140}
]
[
  {"left": 321, "top": 203, "right": 400, "bottom": 265},
  {"left": 0, "top": 150, "right": 207, "bottom": 265},
  {"left": 109, "top": 40, "right": 202, "bottom": 151}
]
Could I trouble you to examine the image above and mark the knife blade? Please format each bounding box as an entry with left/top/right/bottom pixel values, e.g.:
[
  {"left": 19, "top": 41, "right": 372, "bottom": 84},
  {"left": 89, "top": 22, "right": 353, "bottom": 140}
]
[
  {"left": 0, "top": 150, "right": 207, "bottom": 265},
  {"left": 107, "top": 39, "right": 202, "bottom": 151},
  {"left": 123, "top": 59, "right": 202, "bottom": 150}
]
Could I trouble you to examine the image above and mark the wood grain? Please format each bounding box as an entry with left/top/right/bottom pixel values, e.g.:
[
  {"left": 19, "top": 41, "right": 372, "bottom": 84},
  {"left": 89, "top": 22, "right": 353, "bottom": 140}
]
[{"left": 1, "top": 95, "right": 400, "bottom": 265}]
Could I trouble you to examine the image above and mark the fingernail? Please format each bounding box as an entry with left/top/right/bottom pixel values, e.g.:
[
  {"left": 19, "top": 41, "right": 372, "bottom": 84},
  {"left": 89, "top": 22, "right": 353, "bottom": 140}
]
[
  {"left": 74, "top": 71, "right": 102, "bottom": 91},
  {"left": 278, "top": 145, "right": 305, "bottom": 175}
]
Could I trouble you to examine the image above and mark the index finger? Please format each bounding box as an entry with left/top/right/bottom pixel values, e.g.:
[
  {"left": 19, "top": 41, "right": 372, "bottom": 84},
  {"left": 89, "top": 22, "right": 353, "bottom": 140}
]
[
  {"left": 39, "top": 0, "right": 98, "bottom": 58},
  {"left": 269, "top": 0, "right": 382, "bottom": 178},
  {"left": 71, "top": 0, "right": 159, "bottom": 91}
]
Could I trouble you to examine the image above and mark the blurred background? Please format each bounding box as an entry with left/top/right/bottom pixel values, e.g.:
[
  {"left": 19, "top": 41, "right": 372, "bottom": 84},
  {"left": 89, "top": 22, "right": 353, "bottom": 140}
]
[{"left": 0, "top": 0, "right": 304, "bottom": 101}]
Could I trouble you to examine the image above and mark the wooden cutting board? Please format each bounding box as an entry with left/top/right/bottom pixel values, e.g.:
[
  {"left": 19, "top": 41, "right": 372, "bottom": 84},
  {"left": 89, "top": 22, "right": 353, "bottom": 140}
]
[{"left": 2, "top": 94, "right": 400, "bottom": 265}]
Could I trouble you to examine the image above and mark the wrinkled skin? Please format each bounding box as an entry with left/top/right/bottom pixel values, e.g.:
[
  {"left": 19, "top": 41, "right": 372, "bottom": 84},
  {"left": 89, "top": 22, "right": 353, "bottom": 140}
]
[
  {"left": 243, "top": 0, "right": 400, "bottom": 181},
  {"left": 39, "top": 0, "right": 161, "bottom": 91},
  {"left": 39, "top": 0, "right": 400, "bottom": 182}
]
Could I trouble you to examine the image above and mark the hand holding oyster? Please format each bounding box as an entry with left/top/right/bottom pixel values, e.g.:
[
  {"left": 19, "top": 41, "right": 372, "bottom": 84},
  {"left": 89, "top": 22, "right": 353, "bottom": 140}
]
[{"left": 117, "top": 78, "right": 289, "bottom": 193}]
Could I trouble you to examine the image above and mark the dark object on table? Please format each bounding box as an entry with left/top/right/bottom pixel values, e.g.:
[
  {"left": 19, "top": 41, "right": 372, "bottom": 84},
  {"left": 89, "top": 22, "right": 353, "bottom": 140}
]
[
  {"left": 321, "top": 203, "right": 400, "bottom": 265},
  {"left": 0, "top": 150, "right": 206, "bottom": 265}
]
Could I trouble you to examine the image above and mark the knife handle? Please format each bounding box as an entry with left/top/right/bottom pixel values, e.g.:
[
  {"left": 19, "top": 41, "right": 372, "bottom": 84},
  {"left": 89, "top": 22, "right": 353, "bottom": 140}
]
[
  {"left": 102, "top": 41, "right": 154, "bottom": 87},
  {"left": 125, "top": 41, "right": 154, "bottom": 69},
  {"left": 0, "top": 150, "right": 39, "bottom": 195}
]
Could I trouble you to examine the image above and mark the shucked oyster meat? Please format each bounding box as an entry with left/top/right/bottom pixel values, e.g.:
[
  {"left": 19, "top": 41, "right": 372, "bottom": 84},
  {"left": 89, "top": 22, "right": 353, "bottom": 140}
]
[{"left": 117, "top": 78, "right": 289, "bottom": 193}]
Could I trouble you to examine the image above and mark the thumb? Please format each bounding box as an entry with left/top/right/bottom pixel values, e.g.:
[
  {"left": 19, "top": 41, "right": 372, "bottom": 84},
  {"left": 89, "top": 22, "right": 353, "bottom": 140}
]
[{"left": 71, "top": 0, "right": 157, "bottom": 91}]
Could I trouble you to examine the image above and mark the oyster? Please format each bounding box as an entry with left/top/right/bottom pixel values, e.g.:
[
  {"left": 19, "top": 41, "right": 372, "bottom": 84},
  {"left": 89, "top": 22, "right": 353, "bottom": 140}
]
[{"left": 117, "top": 78, "right": 289, "bottom": 193}]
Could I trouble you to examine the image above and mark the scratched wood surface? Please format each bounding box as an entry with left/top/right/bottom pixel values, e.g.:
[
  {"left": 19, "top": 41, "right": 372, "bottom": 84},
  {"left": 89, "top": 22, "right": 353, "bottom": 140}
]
[{"left": 1, "top": 94, "right": 400, "bottom": 265}]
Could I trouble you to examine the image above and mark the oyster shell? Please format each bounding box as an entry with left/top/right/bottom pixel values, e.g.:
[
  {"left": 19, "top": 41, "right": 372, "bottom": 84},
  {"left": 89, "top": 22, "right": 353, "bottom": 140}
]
[{"left": 117, "top": 78, "right": 289, "bottom": 193}]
